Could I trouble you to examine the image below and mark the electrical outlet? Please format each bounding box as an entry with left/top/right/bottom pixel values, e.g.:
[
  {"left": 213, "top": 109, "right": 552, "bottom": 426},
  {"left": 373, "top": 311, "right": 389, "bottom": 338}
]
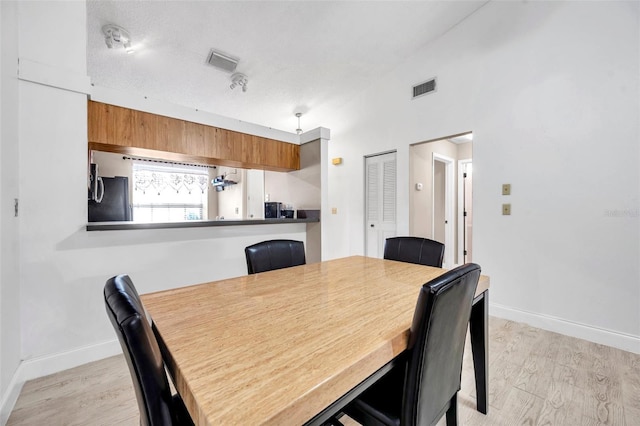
[
  {"left": 502, "top": 184, "right": 511, "bottom": 195},
  {"left": 502, "top": 204, "right": 511, "bottom": 215},
  {"left": 235, "top": 207, "right": 239, "bottom": 214}
]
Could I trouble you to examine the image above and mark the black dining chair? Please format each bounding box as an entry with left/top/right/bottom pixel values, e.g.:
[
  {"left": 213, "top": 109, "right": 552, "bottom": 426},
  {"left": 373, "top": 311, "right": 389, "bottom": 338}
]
[
  {"left": 104, "top": 275, "right": 194, "bottom": 426},
  {"left": 384, "top": 236, "right": 445, "bottom": 268},
  {"left": 244, "top": 239, "right": 306, "bottom": 274},
  {"left": 339, "top": 263, "right": 481, "bottom": 426}
]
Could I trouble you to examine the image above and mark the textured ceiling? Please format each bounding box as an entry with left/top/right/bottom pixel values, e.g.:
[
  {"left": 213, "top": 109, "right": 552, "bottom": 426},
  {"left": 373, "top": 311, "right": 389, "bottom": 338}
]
[{"left": 87, "top": 1, "right": 487, "bottom": 134}]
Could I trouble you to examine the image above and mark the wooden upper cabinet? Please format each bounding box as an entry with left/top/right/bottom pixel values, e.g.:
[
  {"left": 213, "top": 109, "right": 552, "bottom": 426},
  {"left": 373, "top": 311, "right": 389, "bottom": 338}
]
[
  {"left": 88, "top": 102, "right": 132, "bottom": 147},
  {"left": 184, "top": 121, "right": 205, "bottom": 157},
  {"left": 241, "top": 134, "right": 263, "bottom": 166},
  {"left": 87, "top": 100, "right": 299, "bottom": 171},
  {"left": 204, "top": 126, "right": 241, "bottom": 161},
  {"left": 262, "top": 138, "right": 300, "bottom": 169},
  {"left": 131, "top": 110, "right": 160, "bottom": 151}
]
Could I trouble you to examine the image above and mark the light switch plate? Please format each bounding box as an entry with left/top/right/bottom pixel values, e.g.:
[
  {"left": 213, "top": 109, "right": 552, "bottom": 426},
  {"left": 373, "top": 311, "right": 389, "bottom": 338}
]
[
  {"left": 502, "top": 184, "right": 511, "bottom": 195},
  {"left": 331, "top": 207, "right": 337, "bottom": 214},
  {"left": 502, "top": 204, "right": 511, "bottom": 215}
]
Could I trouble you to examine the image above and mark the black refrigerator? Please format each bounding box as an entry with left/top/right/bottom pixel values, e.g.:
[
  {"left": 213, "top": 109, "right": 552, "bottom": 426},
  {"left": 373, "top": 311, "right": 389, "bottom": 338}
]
[{"left": 88, "top": 176, "right": 132, "bottom": 222}]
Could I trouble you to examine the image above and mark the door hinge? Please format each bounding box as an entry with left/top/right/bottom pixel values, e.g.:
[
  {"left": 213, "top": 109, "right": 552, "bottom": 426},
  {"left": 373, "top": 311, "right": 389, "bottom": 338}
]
[
  {"left": 463, "top": 172, "right": 467, "bottom": 178},
  {"left": 463, "top": 211, "right": 467, "bottom": 217},
  {"left": 14, "top": 198, "right": 18, "bottom": 217},
  {"left": 464, "top": 250, "right": 467, "bottom": 255}
]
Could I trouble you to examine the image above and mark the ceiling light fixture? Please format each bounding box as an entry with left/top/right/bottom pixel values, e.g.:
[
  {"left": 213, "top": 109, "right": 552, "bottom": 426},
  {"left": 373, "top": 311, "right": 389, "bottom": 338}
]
[
  {"left": 102, "top": 24, "right": 135, "bottom": 54},
  {"left": 295, "top": 113, "right": 303, "bottom": 135},
  {"left": 230, "top": 73, "right": 248, "bottom": 92}
]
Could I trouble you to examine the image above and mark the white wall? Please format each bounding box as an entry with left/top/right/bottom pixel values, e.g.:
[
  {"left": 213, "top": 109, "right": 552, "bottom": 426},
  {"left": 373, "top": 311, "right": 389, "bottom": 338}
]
[
  {"left": 14, "top": 1, "right": 308, "bottom": 360},
  {"left": 0, "top": 1, "right": 22, "bottom": 420},
  {"left": 91, "top": 151, "right": 131, "bottom": 178},
  {"left": 216, "top": 167, "right": 245, "bottom": 220},
  {"left": 410, "top": 139, "right": 459, "bottom": 238},
  {"left": 264, "top": 139, "right": 323, "bottom": 263},
  {"left": 264, "top": 139, "right": 322, "bottom": 211},
  {"left": 1, "top": 1, "right": 309, "bottom": 421},
  {"left": 324, "top": 1, "right": 640, "bottom": 352}
]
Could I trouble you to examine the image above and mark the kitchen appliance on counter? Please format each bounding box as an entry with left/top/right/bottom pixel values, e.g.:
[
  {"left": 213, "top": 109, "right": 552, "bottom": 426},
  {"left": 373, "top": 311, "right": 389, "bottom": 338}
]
[
  {"left": 281, "top": 208, "right": 294, "bottom": 218},
  {"left": 88, "top": 163, "right": 132, "bottom": 222},
  {"left": 264, "top": 202, "right": 282, "bottom": 219}
]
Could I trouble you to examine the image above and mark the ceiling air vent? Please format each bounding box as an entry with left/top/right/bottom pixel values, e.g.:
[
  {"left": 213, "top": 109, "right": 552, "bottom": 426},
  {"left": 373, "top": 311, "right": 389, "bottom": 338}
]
[
  {"left": 412, "top": 78, "right": 436, "bottom": 99},
  {"left": 206, "top": 49, "right": 239, "bottom": 73}
]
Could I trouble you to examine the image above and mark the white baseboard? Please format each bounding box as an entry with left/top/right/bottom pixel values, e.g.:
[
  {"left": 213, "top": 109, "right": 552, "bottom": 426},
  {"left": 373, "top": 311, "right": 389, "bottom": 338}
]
[
  {"left": 490, "top": 303, "right": 640, "bottom": 354},
  {"left": 0, "top": 339, "right": 121, "bottom": 425},
  {"left": 0, "top": 366, "right": 24, "bottom": 426}
]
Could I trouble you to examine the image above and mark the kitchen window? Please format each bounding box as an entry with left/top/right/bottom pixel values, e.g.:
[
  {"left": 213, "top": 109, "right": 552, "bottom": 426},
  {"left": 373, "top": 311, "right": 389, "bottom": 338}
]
[{"left": 132, "top": 162, "right": 209, "bottom": 222}]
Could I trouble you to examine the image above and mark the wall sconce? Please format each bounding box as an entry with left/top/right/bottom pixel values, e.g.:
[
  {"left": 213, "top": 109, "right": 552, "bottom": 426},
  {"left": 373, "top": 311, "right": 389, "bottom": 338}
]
[
  {"left": 102, "top": 24, "right": 135, "bottom": 54},
  {"left": 230, "top": 73, "right": 248, "bottom": 92}
]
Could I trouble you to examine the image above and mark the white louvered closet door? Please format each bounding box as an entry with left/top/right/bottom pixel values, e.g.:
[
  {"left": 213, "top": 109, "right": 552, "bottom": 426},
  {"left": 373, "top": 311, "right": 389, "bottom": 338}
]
[{"left": 365, "top": 152, "right": 397, "bottom": 258}]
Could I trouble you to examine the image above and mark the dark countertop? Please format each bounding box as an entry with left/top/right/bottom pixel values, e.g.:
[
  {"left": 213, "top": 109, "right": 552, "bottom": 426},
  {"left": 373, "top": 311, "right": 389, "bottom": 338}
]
[{"left": 86, "top": 218, "right": 319, "bottom": 231}]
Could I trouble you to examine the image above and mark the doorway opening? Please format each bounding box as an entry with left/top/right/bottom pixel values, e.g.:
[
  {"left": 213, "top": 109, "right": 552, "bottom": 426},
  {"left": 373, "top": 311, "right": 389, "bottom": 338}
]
[{"left": 409, "top": 132, "right": 472, "bottom": 266}]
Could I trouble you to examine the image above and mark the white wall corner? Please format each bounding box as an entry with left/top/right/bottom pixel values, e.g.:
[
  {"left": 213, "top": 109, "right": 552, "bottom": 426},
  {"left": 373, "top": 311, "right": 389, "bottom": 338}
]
[
  {"left": 300, "top": 127, "right": 330, "bottom": 145},
  {"left": 18, "top": 58, "right": 91, "bottom": 95},
  {"left": 319, "top": 137, "right": 330, "bottom": 261},
  {"left": 490, "top": 303, "right": 640, "bottom": 354},
  {"left": 0, "top": 339, "right": 122, "bottom": 424}
]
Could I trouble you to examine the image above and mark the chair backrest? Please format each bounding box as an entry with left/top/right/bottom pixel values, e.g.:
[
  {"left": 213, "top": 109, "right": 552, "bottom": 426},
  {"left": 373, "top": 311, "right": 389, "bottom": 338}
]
[
  {"left": 384, "top": 236, "right": 445, "bottom": 268},
  {"left": 402, "top": 263, "right": 480, "bottom": 426},
  {"left": 244, "top": 239, "right": 306, "bottom": 274},
  {"left": 104, "top": 275, "right": 176, "bottom": 426}
]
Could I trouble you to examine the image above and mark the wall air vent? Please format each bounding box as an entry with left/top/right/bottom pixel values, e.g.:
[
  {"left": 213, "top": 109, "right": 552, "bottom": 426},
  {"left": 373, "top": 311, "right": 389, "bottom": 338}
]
[
  {"left": 206, "top": 49, "right": 239, "bottom": 73},
  {"left": 412, "top": 78, "right": 436, "bottom": 99}
]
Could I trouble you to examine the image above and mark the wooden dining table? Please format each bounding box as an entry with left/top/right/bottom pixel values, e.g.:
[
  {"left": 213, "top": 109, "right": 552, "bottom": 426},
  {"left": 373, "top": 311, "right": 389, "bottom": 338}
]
[{"left": 141, "top": 255, "right": 490, "bottom": 425}]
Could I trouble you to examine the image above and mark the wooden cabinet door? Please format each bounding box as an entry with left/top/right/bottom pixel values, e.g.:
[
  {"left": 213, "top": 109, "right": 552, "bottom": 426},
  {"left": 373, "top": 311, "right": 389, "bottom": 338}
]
[
  {"left": 242, "top": 134, "right": 263, "bottom": 166},
  {"left": 184, "top": 121, "right": 205, "bottom": 157},
  {"left": 88, "top": 102, "right": 132, "bottom": 146},
  {"left": 131, "top": 110, "right": 159, "bottom": 151},
  {"left": 205, "top": 127, "right": 242, "bottom": 162},
  {"left": 158, "top": 115, "right": 186, "bottom": 154}
]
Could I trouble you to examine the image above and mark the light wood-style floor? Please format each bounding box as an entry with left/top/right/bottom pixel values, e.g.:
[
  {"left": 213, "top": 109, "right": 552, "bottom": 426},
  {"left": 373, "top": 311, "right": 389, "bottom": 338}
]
[{"left": 7, "top": 317, "right": 640, "bottom": 425}]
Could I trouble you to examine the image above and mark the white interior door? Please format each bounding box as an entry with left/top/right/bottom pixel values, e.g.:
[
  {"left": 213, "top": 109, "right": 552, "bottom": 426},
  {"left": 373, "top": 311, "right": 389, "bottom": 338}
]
[
  {"left": 432, "top": 153, "right": 454, "bottom": 267},
  {"left": 365, "top": 152, "right": 397, "bottom": 258}
]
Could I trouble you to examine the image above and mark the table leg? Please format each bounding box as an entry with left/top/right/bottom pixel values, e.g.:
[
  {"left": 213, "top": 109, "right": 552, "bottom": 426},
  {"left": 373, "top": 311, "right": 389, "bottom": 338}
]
[{"left": 470, "top": 290, "right": 488, "bottom": 414}]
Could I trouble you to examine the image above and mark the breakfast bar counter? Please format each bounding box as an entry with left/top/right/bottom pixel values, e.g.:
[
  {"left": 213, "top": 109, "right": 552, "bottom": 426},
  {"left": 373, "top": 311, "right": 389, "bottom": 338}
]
[{"left": 86, "top": 217, "right": 319, "bottom": 231}]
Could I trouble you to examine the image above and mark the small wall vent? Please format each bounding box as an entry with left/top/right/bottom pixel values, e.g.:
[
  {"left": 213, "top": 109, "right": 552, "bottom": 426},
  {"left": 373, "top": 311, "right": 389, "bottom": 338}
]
[
  {"left": 206, "top": 49, "right": 239, "bottom": 73},
  {"left": 412, "top": 78, "right": 436, "bottom": 99}
]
